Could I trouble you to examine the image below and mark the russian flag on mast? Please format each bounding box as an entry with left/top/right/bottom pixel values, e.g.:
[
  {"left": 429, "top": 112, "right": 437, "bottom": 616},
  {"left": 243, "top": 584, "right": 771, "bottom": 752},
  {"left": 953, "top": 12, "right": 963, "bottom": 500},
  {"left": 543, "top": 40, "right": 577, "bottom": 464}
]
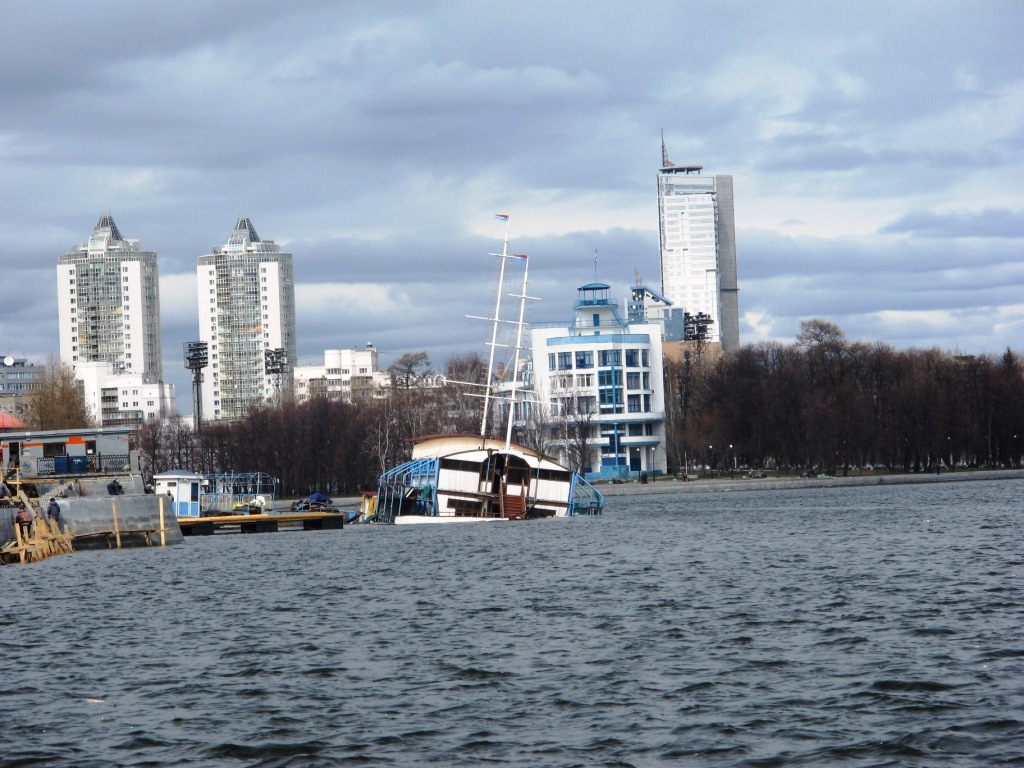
[{"left": 494, "top": 213, "right": 509, "bottom": 221}]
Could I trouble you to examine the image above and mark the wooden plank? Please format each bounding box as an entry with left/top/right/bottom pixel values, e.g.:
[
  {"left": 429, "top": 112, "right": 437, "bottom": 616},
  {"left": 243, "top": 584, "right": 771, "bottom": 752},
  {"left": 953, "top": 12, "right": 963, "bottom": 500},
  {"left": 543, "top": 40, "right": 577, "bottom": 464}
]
[
  {"left": 112, "top": 503, "right": 121, "bottom": 549},
  {"left": 158, "top": 496, "right": 166, "bottom": 547}
]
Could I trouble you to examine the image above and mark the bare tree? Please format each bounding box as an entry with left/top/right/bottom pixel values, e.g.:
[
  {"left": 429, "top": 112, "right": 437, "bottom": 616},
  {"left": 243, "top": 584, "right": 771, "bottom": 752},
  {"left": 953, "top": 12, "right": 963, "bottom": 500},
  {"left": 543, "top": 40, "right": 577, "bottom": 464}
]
[
  {"left": 519, "top": 399, "right": 552, "bottom": 456},
  {"left": 389, "top": 351, "right": 432, "bottom": 390},
  {"left": 363, "top": 396, "right": 406, "bottom": 476},
  {"left": 441, "top": 352, "right": 487, "bottom": 433},
  {"left": 133, "top": 418, "right": 166, "bottom": 483},
  {"left": 554, "top": 392, "right": 597, "bottom": 475},
  {"left": 25, "top": 355, "right": 94, "bottom": 430}
]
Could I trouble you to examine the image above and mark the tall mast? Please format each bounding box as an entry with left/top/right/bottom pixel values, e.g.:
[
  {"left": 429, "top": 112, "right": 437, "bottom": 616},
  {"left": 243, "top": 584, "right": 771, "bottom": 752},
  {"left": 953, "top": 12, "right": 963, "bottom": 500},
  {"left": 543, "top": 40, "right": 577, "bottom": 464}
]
[
  {"left": 480, "top": 215, "right": 512, "bottom": 437},
  {"left": 504, "top": 252, "right": 534, "bottom": 450}
]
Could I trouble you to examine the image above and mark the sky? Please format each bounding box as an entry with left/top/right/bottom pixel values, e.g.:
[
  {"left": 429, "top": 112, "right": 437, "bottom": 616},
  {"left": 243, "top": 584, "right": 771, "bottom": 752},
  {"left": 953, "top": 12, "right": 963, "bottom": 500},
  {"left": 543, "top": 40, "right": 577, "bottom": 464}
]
[{"left": 1, "top": 0, "right": 1022, "bottom": 414}]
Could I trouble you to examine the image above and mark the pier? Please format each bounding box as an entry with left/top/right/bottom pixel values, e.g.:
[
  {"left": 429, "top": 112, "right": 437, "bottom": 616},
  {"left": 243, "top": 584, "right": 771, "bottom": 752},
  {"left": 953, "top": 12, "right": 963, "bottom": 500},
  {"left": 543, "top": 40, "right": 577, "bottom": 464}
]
[
  {"left": 1, "top": 492, "right": 176, "bottom": 564},
  {"left": 178, "top": 509, "right": 347, "bottom": 535}
]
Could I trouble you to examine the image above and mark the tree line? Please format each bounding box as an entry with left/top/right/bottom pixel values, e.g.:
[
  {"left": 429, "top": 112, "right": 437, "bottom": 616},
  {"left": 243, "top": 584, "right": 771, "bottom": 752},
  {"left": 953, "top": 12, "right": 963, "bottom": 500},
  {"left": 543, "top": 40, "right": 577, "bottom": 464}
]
[
  {"left": 20, "top": 322, "right": 1024, "bottom": 493},
  {"left": 664, "top": 320, "right": 1024, "bottom": 475}
]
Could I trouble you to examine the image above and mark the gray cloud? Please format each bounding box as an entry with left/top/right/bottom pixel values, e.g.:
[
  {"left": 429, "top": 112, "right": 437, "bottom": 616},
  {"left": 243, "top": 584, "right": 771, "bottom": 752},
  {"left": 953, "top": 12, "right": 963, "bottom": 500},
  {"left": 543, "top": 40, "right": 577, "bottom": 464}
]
[
  {"left": 880, "top": 209, "right": 1024, "bottom": 238},
  {"left": 1, "top": 0, "right": 1021, "bottom": 415}
]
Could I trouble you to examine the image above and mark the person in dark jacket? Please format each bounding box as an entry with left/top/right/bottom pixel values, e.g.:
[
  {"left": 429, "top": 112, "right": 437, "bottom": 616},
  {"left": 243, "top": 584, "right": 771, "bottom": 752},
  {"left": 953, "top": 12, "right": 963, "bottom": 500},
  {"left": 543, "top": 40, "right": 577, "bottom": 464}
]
[{"left": 47, "top": 498, "right": 61, "bottom": 522}]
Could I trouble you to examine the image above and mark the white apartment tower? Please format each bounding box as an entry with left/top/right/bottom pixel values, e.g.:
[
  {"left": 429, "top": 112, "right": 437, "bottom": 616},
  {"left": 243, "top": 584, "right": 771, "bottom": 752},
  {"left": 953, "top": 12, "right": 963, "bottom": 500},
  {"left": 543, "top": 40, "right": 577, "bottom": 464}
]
[
  {"left": 657, "top": 140, "right": 740, "bottom": 351},
  {"left": 58, "top": 215, "right": 163, "bottom": 377},
  {"left": 197, "top": 217, "right": 296, "bottom": 422},
  {"left": 57, "top": 216, "right": 174, "bottom": 426}
]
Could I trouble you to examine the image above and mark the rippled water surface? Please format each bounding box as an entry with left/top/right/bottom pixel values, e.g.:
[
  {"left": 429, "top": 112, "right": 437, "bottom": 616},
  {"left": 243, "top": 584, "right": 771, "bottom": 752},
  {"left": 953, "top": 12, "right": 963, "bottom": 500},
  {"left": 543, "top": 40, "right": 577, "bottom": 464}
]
[{"left": 2, "top": 479, "right": 1022, "bottom": 767}]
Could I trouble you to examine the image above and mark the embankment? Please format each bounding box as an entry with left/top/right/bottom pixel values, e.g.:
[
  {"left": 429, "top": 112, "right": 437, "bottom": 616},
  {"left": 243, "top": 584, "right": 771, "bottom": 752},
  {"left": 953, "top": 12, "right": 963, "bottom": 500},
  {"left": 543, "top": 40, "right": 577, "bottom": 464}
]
[{"left": 596, "top": 468, "right": 1024, "bottom": 497}]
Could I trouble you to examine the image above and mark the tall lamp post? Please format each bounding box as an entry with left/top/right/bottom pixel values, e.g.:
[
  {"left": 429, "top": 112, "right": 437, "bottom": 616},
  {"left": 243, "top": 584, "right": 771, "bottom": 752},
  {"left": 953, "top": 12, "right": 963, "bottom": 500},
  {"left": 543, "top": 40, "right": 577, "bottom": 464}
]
[
  {"left": 264, "top": 347, "right": 287, "bottom": 405},
  {"left": 184, "top": 341, "right": 209, "bottom": 433}
]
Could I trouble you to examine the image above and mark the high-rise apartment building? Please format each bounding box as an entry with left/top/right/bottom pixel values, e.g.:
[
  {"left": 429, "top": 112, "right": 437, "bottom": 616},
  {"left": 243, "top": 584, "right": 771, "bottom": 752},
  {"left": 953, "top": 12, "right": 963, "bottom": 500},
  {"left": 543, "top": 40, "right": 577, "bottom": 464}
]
[
  {"left": 197, "top": 217, "right": 296, "bottom": 422},
  {"left": 57, "top": 216, "right": 174, "bottom": 426},
  {"left": 657, "top": 141, "right": 740, "bottom": 351},
  {"left": 58, "top": 215, "right": 163, "bottom": 376}
]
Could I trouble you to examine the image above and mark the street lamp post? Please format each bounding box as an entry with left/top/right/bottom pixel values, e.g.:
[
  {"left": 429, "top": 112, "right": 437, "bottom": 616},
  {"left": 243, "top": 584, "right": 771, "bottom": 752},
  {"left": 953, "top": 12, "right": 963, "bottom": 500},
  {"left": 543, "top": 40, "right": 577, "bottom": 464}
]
[
  {"left": 264, "top": 347, "right": 287, "bottom": 405},
  {"left": 184, "top": 341, "right": 209, "bottom": 433}
]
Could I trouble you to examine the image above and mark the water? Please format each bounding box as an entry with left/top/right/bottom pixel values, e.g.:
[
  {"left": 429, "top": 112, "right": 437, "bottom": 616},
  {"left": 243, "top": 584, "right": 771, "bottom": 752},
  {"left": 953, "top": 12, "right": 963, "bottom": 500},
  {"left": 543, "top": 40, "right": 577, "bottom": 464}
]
[{"left": 2, "top": 479, "right": 1021, "bottom": 767}]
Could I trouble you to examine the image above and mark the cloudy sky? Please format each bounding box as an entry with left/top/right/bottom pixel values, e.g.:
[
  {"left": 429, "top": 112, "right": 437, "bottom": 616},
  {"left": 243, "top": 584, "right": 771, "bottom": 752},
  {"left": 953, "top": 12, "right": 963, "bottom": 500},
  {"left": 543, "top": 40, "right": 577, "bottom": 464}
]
[{"left": 1, "top": 0, "right": 1021, "bottom": 412}]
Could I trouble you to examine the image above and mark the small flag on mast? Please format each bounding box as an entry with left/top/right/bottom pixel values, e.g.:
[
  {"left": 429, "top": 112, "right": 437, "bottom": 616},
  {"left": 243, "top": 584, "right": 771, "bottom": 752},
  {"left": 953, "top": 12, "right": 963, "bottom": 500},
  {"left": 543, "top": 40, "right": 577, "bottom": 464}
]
[
  {"left": 494, "top": 213, "right": 509, "bottom": 221},
  {"left": 512, "top": 253, "right": 528, "bottom": 260}
]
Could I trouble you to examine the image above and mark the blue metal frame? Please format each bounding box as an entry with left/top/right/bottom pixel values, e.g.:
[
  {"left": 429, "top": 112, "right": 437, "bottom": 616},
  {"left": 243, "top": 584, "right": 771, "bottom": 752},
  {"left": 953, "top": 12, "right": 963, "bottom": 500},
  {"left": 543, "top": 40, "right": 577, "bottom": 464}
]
[
  {"left": 376, "top": 457, "right": 438, "bottom": 523},
  {"left": 567, "top": 475, "right": 604, "bottom": 516}
]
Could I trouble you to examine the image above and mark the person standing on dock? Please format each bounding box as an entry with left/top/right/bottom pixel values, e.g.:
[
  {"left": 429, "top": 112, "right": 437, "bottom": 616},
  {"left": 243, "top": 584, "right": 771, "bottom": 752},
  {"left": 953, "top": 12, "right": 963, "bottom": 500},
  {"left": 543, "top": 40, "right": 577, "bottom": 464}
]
[{"left": 47, "top": 498, "right": 61, "bottom": 523}]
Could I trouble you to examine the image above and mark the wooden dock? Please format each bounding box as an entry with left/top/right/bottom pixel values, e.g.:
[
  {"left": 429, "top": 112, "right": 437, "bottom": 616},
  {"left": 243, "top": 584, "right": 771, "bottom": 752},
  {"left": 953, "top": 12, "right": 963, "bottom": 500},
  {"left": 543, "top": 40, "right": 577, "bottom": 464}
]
[
  {"left": 1, "top": 491, "right": 177, "bottom": 564},
  {"left": 1, "top": 509, "right": 74, "bottom": 564},
  {"left": 177, "top": 510, "right": 346, "bottom": 535}
]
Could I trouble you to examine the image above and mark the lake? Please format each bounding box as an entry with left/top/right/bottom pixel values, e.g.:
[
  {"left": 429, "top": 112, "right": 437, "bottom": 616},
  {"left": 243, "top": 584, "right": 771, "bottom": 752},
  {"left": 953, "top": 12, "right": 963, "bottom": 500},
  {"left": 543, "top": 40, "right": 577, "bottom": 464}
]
[{"left": 2, "top": 478, "right": 1021, "bottom": 767}]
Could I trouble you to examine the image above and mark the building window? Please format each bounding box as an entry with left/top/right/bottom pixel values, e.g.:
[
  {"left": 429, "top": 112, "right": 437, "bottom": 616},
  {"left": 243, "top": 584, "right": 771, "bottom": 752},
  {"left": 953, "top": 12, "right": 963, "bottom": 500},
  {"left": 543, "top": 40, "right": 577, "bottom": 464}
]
[
  {"left": 575, "top": 351, "right": 593, "bottom": 369},
  {"left": 547, "top": 354, "right": 556, "bottom": 371},
  {"left": 557, "top": 352, "right": 572, "bottom": 370},
  {"left": 599, "top": 349, "right": 621, "bottom": 367},
  {"left": 625, "top": 349, "right": 639, "bottom": 367}
]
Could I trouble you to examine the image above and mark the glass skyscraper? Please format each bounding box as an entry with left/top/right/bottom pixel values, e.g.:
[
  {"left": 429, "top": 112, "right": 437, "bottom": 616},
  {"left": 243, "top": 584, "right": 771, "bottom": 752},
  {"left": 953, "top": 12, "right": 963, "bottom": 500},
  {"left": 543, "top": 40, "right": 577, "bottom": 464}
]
[{"left": 657, "top": 143, "right": 740, "bottom": 351}]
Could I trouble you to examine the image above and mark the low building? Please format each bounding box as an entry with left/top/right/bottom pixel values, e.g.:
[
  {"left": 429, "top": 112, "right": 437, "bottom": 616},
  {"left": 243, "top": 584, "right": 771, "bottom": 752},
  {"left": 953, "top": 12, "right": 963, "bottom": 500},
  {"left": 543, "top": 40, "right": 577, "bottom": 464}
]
[
  {"left": 76, "top": 361, "right": 176, "bottom": 428},
  {"left": 0, "top": 356, "right": 41, "bottom": 425},
  {"left": 525, "top": 283, "right": 667, "bottom": 480},
  {"left": 293, "top": 344, "right": 390, "bottom": 404}
]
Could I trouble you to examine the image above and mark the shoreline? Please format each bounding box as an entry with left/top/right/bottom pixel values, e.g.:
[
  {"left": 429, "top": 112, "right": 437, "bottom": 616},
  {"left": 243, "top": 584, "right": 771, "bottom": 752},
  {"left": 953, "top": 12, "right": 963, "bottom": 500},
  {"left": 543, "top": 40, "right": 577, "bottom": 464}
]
[
  {"left": 319, "top": 468, "right": 1024, "bottom": 510},
  {"left": 595, "top": 468, "right": 1024, "bottom": 497}
]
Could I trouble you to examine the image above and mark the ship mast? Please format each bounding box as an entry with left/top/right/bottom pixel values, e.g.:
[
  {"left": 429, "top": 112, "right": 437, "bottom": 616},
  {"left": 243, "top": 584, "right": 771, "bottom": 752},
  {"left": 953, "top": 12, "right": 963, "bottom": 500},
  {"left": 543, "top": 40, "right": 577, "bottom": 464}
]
[
  {"left": 480, "top": 215, "right": 512, "bottom": 437},
  {"left": 504, "top": 252, "right": 535, "bottom": 450}
]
